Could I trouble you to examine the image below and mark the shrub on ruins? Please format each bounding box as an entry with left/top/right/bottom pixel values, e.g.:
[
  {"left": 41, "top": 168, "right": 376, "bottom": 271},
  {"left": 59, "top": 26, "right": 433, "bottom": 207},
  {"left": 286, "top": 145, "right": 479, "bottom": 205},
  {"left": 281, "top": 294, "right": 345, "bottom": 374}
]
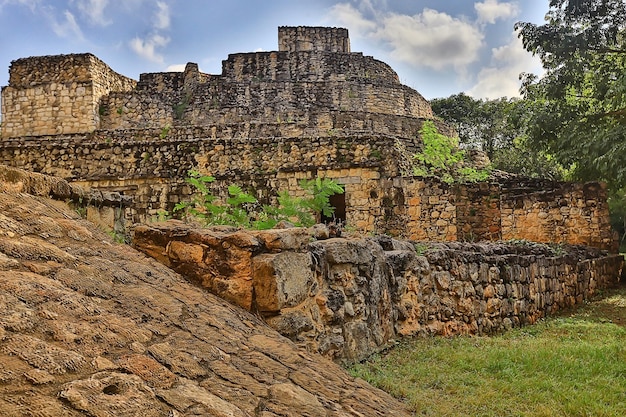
[
  {"left": 413, "top": 121, "right": 490, "bottom": 184},
  {"left": 255, "top": 178, "right": 344, "bottom": 229},
  {"left": 172, "top": 170, "right": 344, "bottom": 229}
]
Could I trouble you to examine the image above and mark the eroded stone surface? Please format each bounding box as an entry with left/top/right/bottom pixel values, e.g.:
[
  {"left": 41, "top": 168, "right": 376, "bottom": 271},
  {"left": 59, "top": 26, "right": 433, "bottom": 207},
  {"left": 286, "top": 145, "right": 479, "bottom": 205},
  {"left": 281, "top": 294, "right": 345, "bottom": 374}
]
[
  {"left": 0, "top": 182, "right": 411, "bottom": 416},
  {"left": 134, "top": 221, "right": 623, "bottom": 363}
]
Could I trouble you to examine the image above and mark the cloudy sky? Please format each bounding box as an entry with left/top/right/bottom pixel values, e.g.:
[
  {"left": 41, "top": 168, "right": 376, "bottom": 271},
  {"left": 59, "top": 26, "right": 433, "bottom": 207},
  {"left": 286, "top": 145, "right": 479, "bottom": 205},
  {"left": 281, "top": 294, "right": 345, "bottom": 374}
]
[{"left": 0, "top": 0, "right": 548, "bottom": 100}]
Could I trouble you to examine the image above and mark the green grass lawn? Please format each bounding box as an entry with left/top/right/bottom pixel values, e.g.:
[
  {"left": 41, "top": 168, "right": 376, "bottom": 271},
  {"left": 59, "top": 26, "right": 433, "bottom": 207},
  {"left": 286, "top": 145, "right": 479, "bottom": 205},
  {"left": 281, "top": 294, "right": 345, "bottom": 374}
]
[{"left": 349, "top": 286, "right": 626, "bottom": 416}]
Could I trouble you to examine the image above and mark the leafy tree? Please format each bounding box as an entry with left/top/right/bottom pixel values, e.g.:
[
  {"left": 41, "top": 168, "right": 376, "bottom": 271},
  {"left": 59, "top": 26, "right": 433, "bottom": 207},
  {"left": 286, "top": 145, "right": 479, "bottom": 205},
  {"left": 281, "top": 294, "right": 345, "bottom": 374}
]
[
  {"left": 608, "top": 188, "right": 626, "bottom": 251},
  {"left": 430, "top": 93, "right": 518, "bottom": 159},
  {"left": 516, "top": 0, "right": 626, "bottom": 249},
  {"left": 431, "top": 93, "right": 565, "bottom": 179},
  {"left": 515, "top": 0, "right": 626, "bottom": 188}
]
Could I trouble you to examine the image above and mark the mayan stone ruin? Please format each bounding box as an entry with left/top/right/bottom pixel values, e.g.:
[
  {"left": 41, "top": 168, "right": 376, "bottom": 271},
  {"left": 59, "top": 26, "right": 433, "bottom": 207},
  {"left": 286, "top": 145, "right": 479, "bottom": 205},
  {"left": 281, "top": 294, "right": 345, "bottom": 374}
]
[
  {"left": 0, "top": 26, "right": 624, "bottom": 415},
  {"left": 0, "top": 26, "right": 617, "bottom": 250}
]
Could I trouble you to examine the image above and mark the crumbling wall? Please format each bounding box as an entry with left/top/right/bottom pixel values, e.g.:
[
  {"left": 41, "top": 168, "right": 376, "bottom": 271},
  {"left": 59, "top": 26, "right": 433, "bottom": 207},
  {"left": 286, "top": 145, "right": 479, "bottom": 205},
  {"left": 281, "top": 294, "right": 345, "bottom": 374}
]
[
  {"left": 455, "top": 182, "right": 502, "bottom": 242},
  {"left": 1, "top": 54, "right": 136, "bottom": 138},
  {"left": 0, "top": 130, "right": 403, "bottom": 224},
  {"left": 96, "top": 50, "right": 432, "bottom": 130},
  {"left": 0, "top": 164, "right": 130, "bottom": 234},
  {"left": 0, "top": 129, "right": 617, "bottom": 250},
  {"left": 132, "top": 223, "right": 623, "bottom": 362}
]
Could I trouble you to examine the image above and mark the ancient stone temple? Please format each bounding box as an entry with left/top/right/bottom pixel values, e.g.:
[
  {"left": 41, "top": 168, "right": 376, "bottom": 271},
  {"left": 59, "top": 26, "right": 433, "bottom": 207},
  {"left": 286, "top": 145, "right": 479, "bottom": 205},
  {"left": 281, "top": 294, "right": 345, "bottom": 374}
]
[{"left": 0, "top": 26, "right": 617, "bottom": 250}]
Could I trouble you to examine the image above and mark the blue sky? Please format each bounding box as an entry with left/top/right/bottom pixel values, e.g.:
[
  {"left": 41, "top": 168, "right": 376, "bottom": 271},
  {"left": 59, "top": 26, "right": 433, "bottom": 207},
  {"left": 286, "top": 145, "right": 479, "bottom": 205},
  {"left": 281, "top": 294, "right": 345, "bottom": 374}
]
[{"left": 0, "top": 0, "right": 549, "bottom": 100}]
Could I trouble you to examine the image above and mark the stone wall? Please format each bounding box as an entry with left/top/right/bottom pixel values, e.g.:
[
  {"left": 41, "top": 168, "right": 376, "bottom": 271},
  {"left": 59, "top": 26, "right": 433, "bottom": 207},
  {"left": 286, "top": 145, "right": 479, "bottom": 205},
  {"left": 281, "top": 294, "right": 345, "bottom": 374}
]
[
  {"left": 0, "top": 129, "right": 405, "bottom": 224},
  {"left": 132, "top": 222, "right": 624, "bottom": 362},
  {"left": 500, "top": 180, "right": 614, "bottom": 248},
  {"left": 0, "top": 128, "right": 616, "bottom": 250},
  {"left": 97, "top": 52, "right": 431, "bottom": 130},
  {"left": 453, "top": 179, "right": 617, "bottom": 251},
  {"left": 1, "top": 54, "right": 136, "bottom": 138},
  {"left": 1, "top": 28, "right": 432, "bottom": 136},
  {"left": 278, "top": 26, "right": 350, "bottom": 53}
]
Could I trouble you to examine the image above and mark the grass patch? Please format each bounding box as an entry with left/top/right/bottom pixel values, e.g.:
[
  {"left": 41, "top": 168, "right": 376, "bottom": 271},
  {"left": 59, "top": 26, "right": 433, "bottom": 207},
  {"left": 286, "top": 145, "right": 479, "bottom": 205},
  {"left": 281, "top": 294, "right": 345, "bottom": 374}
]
[{"left": 349, "top": 286, "right": 626, "bottom": 416}]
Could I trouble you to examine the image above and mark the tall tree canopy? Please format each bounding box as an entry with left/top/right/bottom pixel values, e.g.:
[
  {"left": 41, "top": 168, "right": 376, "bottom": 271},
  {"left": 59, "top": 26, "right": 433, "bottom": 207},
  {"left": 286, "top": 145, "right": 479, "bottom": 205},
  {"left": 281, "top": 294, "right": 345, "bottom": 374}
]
[
  {"left": 515, "top": 0, "right": 626, "bottom": 188},
  {"left": 430, "top": 94, "right": 564, "bottom": 179},
  {"left": 430, "top": 94, "right": 516, "bottom": 159}
]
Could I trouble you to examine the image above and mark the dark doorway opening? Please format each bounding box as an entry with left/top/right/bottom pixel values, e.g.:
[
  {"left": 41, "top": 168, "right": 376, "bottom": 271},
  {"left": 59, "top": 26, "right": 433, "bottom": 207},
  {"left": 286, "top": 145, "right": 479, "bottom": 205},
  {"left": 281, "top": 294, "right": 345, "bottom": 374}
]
[{"left": 322, "top": 192, "right": 346, "bottom": 224}]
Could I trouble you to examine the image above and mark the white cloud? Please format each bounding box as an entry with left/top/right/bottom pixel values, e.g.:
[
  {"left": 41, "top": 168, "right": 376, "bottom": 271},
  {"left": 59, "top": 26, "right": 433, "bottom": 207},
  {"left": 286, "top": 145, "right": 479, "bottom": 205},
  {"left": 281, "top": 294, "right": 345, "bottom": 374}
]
[
  {"left": 328, "top": 3, "right": 377, "bottom": 34},
  {"left": 0, "top": 0, "right": 39, "bottom": 13},
  {"left": 375, "top": 9, "right": 484, "bottom": 71},
  {"left": 73, "top": 0, "right": 110, "bottom": 26},
  {"left": 129, "top": 34, "right": 169, "bottom": 63},
  {"left": 154, "top": 1, "right": 170, "bottom": 30},
  {"left": 331, "top": 3, "right": 484, "bottom": 72},
  {"left": 128, "top": 2, "right": 171, "bottom": 63},
  {"left": 165, "top": 63, "right": 185, "bottom": 72},
  {"left": 475, "top": 0, "right": 519, "bottom": 24},
  {"left": 467, "top": 35, "right": 543, "bottom": 99},
  {"left": 50, "top": 10, "right": 84, "bottom": 40}
]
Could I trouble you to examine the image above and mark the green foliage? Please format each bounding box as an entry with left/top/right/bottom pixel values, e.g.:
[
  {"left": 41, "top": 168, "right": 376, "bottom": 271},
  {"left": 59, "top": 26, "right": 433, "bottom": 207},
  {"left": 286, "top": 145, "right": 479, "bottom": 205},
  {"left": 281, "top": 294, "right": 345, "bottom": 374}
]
[
  {"left": 107, "top": 229, "right": 128, "bottom": 244},
  {"left": 173, "top": 93, "right": 191, "bottom": 120},
  {"left": 608, "top": 188, "right": 626, "bottom": 251},
  {"left": 159, "top": 124, "right": 170, "bottom": 139},
  {"left": 516, "top": 0, "right": 626, "bottom": 249},
  {"left": 155, "top": 209, "right": 171, "bottom": 222},
  {"left": 413, "top": 121, "right": 490, "bottom": 184},
  {"left": 254, "top": 191, "right": 314, "bottom": 229},
  {"left": 173, "top": 170, "right": 344, "bottom": 229},
  {"left": 516, "top": 0, "right": 626, "bottom": 188},
  {"left": 413, "top": 242, "right": 431, "bottom": 255},
  {"left": 490, "top": 136, "right": 569, "bottom": 180},
  {"left": 298, "top": 178, "right": 345, "bottom": 218},
  {"left": 431, "top": 93, "right": 566, "bottom": 179},
  {"left": 173, "top": 170, "right": 218, "bottom": 222},
  {"left": 430, "top": 93, "right": 517, "bottom": 159}
]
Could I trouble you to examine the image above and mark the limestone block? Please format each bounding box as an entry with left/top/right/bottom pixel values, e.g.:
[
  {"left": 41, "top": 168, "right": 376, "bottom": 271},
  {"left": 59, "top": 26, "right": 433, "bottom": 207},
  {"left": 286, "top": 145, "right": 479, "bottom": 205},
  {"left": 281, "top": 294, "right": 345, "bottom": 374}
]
[
  {"left": 253, "top": 252, "right": 315, "bottom": 313},
  {"left": 252, "top": 227, "right": 313, "bottom": 252}
]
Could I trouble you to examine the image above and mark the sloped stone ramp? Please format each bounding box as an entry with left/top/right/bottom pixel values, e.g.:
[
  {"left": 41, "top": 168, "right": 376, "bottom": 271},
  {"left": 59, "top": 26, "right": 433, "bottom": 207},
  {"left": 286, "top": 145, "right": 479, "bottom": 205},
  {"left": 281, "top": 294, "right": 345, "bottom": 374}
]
[{"left": 0, "top": 179, "right": 410, "bottom": 415}]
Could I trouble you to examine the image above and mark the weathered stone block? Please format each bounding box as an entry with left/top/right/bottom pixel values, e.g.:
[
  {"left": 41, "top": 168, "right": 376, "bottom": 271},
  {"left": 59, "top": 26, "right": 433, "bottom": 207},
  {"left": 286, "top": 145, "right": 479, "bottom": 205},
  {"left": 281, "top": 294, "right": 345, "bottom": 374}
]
[{"left": 253, "top": 252, "right": 314, "bottom": 313}]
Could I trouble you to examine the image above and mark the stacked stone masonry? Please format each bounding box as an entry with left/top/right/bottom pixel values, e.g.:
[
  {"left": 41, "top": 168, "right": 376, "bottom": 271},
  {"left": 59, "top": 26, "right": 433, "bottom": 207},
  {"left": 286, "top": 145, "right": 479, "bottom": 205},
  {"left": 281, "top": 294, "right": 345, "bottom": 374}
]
[
  {"left": 1, "top": 54, "right": 136, "bottom": 137},
  {"left": 0, "top": 26, "right": 618, "bottom": 251},
  {"left": 133, "top": 222, "right": 624, "bottom": 362},
  {"left": 0, "top": 128, "right": 614, "bottom": 249}
]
